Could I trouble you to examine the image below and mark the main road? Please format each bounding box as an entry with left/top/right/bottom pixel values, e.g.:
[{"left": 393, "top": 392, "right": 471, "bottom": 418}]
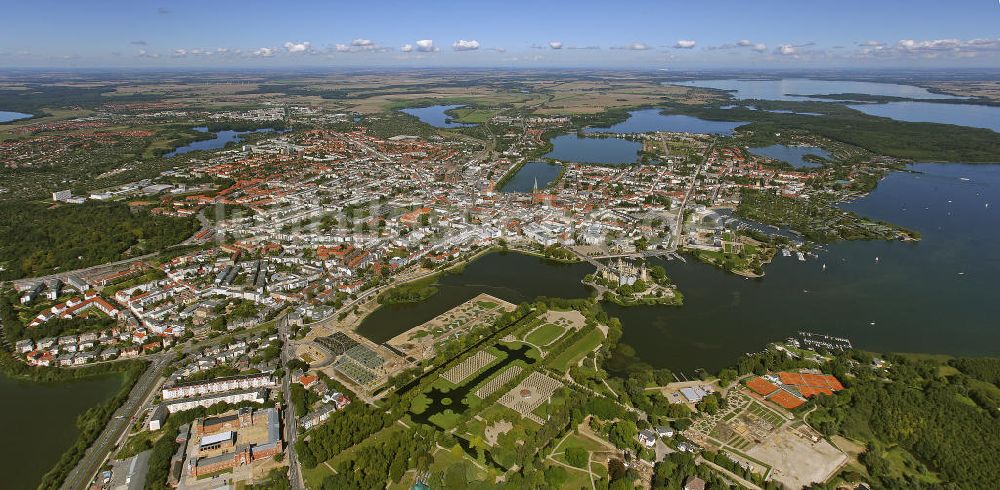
[
  {"left": 278, "top": 313, "right": 306, "bottom": 490},
  {"left": 60, "top": 352, "right": 172, "bottom": 490}
]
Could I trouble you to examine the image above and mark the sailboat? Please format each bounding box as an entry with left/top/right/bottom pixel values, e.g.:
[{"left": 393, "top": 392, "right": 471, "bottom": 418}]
[{"left": 875, "top": 256, "right": 880, "bottom": 263}]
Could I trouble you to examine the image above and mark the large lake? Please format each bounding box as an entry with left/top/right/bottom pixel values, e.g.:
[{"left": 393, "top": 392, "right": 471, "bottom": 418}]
[
  {"left": 0, "top": 111, "right": 33, "bottom": 123},
  {"left": 585, "top": 109, "right": 745, "bottom": 135},
  {"left": 501, "top": 161, "right": 563, "bottom": 193},
  {"left": 545, "top": 109, "right": 744, "bottom": 164},
  {"left": 0, "top": 372, "right": 124, "bottom": 489},
  {"left": 358, "top": 163, "right": 1000, "bottom": 375},
  {"left": 399, "top": 104, "right": 476, "bottom": 128},
  {"left": 748, "top": 144, "right": 832, "bottom": 168},
  {"left": 673, "top": 78, "right": 1000, "bottom": 132},
  {"left": 544, "top": 134, "right": 643, "bottom": 165},
  {"left": 671, "top": 78, "right": 963, "bottom": 101},
  {"left": 166, "top": 127, "right": 272, "bottom": 157},
  {"left": 849, "top": 101, "right": 1000, "bottom": 133}
]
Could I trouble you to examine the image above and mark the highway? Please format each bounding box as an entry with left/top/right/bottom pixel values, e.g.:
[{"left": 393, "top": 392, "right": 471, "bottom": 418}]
[{"left": 60, "top": 352, "right": 171, "bottom": 490}]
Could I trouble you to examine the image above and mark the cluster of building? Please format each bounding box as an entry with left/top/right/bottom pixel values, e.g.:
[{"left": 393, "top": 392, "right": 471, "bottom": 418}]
[{"left": 181, "top": 407, "right": 283, "bottom": 478}]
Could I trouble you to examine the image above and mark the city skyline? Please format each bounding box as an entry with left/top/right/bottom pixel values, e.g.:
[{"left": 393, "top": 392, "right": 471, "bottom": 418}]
[{"left": 3, "top": 0, "right": 1000, "bottom": 68}]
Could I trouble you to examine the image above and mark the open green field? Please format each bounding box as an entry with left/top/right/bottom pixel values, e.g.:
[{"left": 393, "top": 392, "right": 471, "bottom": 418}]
[
  {"left": 548, "top": 328, "right": 605, "bottom": 371},
  {"left": 525, "top": 323, "right": 566, "bottom": 346},
  {"left": 449, "top": 107, "right": 497, "bottom": 123}
]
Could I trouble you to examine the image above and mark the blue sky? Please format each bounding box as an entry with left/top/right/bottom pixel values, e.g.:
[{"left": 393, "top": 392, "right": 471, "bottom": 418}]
[{"left": 2, "top": 0, "right": 999, "bottom": 68}]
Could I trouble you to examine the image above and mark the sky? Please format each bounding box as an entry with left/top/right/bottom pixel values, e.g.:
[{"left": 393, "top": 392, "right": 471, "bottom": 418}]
[{"left": 2, "top": 0, "right": 1000, "bottom": 69}]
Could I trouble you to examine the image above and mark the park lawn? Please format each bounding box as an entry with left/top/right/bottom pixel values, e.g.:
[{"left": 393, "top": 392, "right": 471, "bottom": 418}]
[
  {"left": 428, "top": 444, "right": 498, "bottom": 484},
  {"left": 429, "top": 409, "right": 464, "bottom": 430},
  {"left": 558, "top": 432, "right": 608, "bottom": 454},
  {"left": 548, "top": 328, "right": 605, "bottom": 371},
  {"left": 410, "top": 392, "right": 431, "bottom": 415},
  {"left": 545, "top": 460, "right": 593, "bottom": 490},
  {"left": 525, "top": 323, "right": 566, "bottom": 347},
  {"left": 551, "top": 432, "right": 607, "bottom": 467}
]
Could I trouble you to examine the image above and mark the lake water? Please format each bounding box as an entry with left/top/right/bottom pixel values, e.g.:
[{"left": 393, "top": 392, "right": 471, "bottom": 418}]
[
  {"left": 501, "top": 161, "right": 563, "bottom": 193},
  {"left": 612, "top": 162, "right": 1000, "bottom": 374},
  {"left": 0, "top": 111, "right": 33, "bottom": 123},
  {"left": 585, "top": 109, "right": 745, "bottom": 135},
  {"left": 849, "top": 101, "right": 1000, "bottom": 133},
  {"left": 399, "top": 104, "right": 476, "bottom": 128},
  {"left": 165, "top": 127, "right": 271, "bottom": 157},
  {"left": 358, "top": 163, "right": 1000, "bottom": 376},
  {"left": 722, "top": 105, "right": 823, "bottom": 116},
  {"left": 673, "top": 78, "right": 1000, "bottom": 132},
  {"left": 671, "top": 78, "right": 963, "bottom": 102},
  {"left": 544, "top": 133, "right": 644, "bottom": 165},
  {"left": 0, "top": 372, "right": 124, "bottom": 489},
  {"left": 748, "top": 144, "right": 832, "bottom": 168},
  {"left": 357, "top": 252, "right": 593, "bottom": 343}
]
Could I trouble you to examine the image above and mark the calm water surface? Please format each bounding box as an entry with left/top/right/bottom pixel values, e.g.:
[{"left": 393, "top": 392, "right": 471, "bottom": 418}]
[
  {"left": 0, "top": 111, "right": 32, "bottom": 123},
  {"left": 612, "top": 162, "right": 1000, "bottom": 374},
  {"left": 166, "top": 127, "right": 272, "bottom": 157},
  {"left": 672, "top": 78, "right": 963, "bottom": 101},
  {"left": 544, "top": 134, "right": 643, "bottom": 165},
  {"left": 399, "top": 105, "right": 476, "bottom": 128},
  {"left": 585, "top": 109, "right": 745, "bottom": 135},
  {"left": 0, "top": 372, "right": 124, "bottom": 489},
  {"left": 674, "top": 78, "right": 998, "bottom": 132},
  {"left": 849, "top": 101, "right": 1000, "bottom": 132},
  {"left": 501, "top": 161, "right": 563, "bottom": 193},
  {"left": 748, "top": 145, "right": 832, "bottom": 168}
]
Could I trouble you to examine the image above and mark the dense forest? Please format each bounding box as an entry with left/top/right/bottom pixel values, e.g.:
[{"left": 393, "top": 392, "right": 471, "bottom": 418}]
[
  {"left": 808, "top": 355, "right": 1000, "bottom": 488},
  {"left": 0, "top": 201, "right": 197, "bottom": 280},
  {"left": 667, "top": 101, "right": 1000, "bottom": 163}
]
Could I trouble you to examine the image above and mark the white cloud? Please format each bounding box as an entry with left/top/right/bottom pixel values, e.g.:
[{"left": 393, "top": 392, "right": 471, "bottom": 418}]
[
  {"left": 284, "top": 41, "right": 311, "bottom": 53},
  {"left": 415, "top": 39, "right": 437, "bottom": 52},
  {"left": 859, "top": 40, "right": 885, "bottom": 48},
  {"left": 775, "top": 44, "right": 796, "bottom": 55},
  {"left": 673, "top": 40, "right": 696, "bottom": 49},
  {"left": 136, "top": 49, "right": 159, "bottom": 58},
  {"left": 253, "top": 47, "right": 275, "bottom": 57},
  {"left": 878, "top": 38, "right": 1000, "bottom": 59},
  {"left": 172, "top": 49, "right": 188, "bottom": 57},
  {"left": 737, "top": 39, "right": 753, "bottom": 47},
  {"left": 452, "top": 39, "right": 480, "bottom": 51},
  {"left": 335, "top": 44, "right": 351, "bottom": 52},
  {"left": 548, "top": 41, "right": 563, "bottom": 49},
  {"left": 352, "top": 39, "right": 374, "bottom": 47},
  {"left": 627, "top": 42, "right": 650, "bottom": 50},
  {"left": 400, "top": 44, "right": 413, "bottom": 53},
  {"left": 752, "top": 43, "right": 767, "bottom": 53}
]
